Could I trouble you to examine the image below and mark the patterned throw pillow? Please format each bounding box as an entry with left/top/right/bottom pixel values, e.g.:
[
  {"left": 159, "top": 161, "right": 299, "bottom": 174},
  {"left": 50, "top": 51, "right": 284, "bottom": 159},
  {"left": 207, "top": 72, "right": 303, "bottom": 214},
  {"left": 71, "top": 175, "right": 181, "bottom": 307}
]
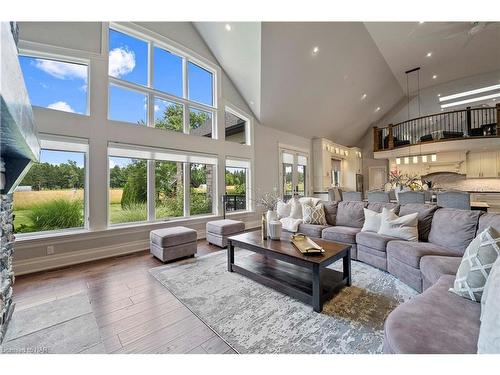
[
  {"left": 450, "top": 226, "right": 500, "bottom": 302},
  {"left": 302, "top": 203, "right": 327, "bottom": 225}
]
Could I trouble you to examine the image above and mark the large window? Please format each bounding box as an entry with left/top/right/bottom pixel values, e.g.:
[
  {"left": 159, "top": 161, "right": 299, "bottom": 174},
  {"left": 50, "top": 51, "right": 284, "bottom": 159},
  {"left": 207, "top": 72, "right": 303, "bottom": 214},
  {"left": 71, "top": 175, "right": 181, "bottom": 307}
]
[
  {"left": 13, "top": 140, "right": 87, "bottom": 235},
  {"left": 108, "top": 144, "right": 217, "bottom": 225},
  {"left": 108, "top": 25, "right": 216, "bottom": 137},
  {"left": 225, "top": 159, "right": 250, "bottom": 212},
  {"left": 19, "top": 55, "right": 89, "bottom": 115}
]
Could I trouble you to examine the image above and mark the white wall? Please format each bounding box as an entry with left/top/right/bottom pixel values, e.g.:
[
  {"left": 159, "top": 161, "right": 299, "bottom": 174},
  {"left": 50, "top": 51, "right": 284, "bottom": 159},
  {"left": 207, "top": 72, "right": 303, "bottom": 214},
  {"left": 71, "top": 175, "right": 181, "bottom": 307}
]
[{"left": 14, "top": 21, "right": 312, "bottom": 274}]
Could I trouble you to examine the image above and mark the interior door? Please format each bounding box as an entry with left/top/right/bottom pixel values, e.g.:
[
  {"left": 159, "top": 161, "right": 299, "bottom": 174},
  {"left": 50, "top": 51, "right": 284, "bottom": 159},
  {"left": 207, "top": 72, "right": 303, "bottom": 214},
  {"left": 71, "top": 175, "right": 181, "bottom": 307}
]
[{"left": 280, "top": 150, "right": 308, "bottom": 200}]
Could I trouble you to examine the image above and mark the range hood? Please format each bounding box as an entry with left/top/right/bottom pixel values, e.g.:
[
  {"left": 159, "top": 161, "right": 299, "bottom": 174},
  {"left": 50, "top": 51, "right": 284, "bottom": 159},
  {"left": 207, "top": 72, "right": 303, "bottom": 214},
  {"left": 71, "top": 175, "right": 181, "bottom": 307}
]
[{"left": 422, "top": 161, "right": 465, "bottom": 175}]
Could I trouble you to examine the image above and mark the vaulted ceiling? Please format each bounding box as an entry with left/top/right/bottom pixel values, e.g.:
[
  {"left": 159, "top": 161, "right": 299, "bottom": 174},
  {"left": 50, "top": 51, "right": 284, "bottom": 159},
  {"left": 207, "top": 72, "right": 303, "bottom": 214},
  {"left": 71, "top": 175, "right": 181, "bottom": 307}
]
[{"left": 194, "top": 22, "right": 500, "bottom": 146}]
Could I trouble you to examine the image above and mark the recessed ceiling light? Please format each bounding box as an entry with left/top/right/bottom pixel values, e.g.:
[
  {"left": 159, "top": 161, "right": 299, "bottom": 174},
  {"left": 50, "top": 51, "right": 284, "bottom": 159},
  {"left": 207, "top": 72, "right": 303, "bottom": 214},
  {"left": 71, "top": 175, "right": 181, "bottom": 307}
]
[
  {"left": 437, "top": 93, "right": 441, "bottom": 97},
  {"left": 361, "top": 93, "right": 367, "bottom": 100},
  {"left": 225, "top": 24, "right": 231, "bottom": 31},
  {"left": 312, "top": 46, "right": 319, "bottom": 55},
  {"left": 375, "top": 107, "right": 381, "bottom": 112},
  {"left": 426, "top": 52, "right": 432, "bottom": 57},
  {"left": 432, "top": 75, "right": 437, "bottom": 79}
]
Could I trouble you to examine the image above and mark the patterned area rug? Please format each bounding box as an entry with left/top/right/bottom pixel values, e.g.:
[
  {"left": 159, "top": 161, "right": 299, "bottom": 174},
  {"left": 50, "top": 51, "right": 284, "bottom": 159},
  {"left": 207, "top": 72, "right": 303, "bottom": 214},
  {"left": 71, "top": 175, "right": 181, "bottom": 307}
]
[{"left": 150, "top": 249, "right": 417, "bottom": 354}]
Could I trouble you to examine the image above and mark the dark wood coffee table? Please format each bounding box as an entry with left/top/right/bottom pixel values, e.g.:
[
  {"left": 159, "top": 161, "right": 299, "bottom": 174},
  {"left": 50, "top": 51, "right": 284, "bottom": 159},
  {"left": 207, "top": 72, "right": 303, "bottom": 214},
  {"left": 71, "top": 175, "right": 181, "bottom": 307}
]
[{"left": 227, "top": 231, "right": 351, "bottom": 312}]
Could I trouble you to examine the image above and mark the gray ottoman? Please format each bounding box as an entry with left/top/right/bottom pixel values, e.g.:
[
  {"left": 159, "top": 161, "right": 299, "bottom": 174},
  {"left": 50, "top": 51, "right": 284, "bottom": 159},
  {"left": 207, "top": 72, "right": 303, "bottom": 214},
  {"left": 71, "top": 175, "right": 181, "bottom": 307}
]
[
  {"left": 206, "top": 219, "right": 245, "bottom": 248},
  {"left": 150, "top": 226, "right": 197, "bottom": 262}
]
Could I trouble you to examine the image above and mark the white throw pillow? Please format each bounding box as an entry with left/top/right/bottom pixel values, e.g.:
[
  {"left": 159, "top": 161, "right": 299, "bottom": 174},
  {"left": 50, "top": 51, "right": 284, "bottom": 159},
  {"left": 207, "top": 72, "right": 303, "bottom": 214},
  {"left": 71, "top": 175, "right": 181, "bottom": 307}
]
[
  {"left": 477, "top": 257, "right": 500, "bottom": 353},
  {"left": 378, "top": 208, "right": 418, "bottom": 241},
  {"left": 276, "top": 200, "right": 291, "bottom": 219},
  {"left": 361, "top": 208, "right": 391, "bottom": 233},
  {"left": 289, "top": 197, "right": 303, "bottom": 219},
  {"left": 302, "top": 203, "right": 327, "bottom": 225}
]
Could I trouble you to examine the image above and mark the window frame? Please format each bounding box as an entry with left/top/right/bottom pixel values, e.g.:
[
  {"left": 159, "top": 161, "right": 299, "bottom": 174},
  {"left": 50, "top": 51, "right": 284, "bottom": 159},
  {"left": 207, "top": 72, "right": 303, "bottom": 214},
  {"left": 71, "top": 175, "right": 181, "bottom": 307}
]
[
  {"left": 107, "top": 23, "right": 218, "bottom": 137},
  {"left": 14, "top": 135, "right": 90, "bottom": 238},
  {"left": 107, "top": 143, "right": 219, "bottom": 227},
  {"left": 225, "top": 158, "right": 251, "bottom": 213},
  {"left": 18, "top": 50, "right": 91, "bottom": 116},
  {"left": 224, "top": 105, "right": 251, "bottom": 145}
]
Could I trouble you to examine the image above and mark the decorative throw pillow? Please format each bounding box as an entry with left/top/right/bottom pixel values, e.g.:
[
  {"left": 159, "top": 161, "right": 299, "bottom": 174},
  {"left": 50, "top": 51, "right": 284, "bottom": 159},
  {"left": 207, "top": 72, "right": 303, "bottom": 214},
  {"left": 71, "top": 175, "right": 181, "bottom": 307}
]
[
  {"left": 276, "top": 200, "right": 291, "bottom": 219},
  {"left": 289, "top": 197, "right": 303, "bottom": 219},
  {"left": 302, "top": 203, "right": 327, "bottom": 225},
  {"left": 361, "top": 207, "right": 395, "bottom": 233},
  {"left": 450, "top": 226, "right": 500, "bottom": 302},
  {"left": 377, "top": 208, "right": 418, "bottom": 241},
  {"left": 477, "top": 257, "right": 500, "bottom": 353}
]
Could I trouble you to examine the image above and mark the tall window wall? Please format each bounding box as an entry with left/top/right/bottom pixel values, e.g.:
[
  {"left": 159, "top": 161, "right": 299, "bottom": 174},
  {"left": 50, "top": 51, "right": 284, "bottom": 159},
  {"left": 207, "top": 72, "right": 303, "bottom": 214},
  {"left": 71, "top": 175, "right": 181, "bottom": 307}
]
[
  {"left": 107, "top": 25, "right": 216, "bottom": 138},
  {"left": 16, "top": 23, "right": 254, "bottom": 238}
]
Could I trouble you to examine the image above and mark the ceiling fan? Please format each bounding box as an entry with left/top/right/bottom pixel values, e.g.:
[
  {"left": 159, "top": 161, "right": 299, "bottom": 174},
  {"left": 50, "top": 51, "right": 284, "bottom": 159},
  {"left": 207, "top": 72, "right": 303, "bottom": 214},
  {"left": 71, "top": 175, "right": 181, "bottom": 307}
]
[{"left": 409, "top": 22, "right": 500, "bottom": 47}]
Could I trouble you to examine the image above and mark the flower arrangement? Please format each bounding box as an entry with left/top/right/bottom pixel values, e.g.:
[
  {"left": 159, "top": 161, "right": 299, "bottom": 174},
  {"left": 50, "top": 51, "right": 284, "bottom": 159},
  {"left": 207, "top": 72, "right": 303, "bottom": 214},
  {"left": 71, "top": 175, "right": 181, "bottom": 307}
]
[
  {"left": 389, "top": 170, "right": 422, "bottom": 191},
  {"left": 256, "top": 190, "right": 279, "bottom": 211}
]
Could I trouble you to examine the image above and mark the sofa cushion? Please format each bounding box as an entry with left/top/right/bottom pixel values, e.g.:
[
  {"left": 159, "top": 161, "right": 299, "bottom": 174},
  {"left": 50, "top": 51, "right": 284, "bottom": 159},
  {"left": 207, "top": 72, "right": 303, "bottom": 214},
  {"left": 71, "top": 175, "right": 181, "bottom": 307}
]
[
  {"left": 367, "top": 202, "right": 399, "bottom": 214},
  {"left": 420, "top": 255, "right": 462, "bottom": 289},
  {"left": 335, "top": 201, "right": 367, "bottom": 228},
  {"left": 383, "top": 275, "right": 480, "bottom": 354},
  {"left": 356, "top": 231, "right": 397, "bottom": 252},
  {"left": 378, "top": 208, "right": 418, "bottom": 241},
  {"left": 387, "top": 240, "right": 459, "bottom": 269},
  {"left": 478, "top": 212, "right": 500, "bottom": 234},
  {"left": 150, "top": 226, "right": 197, "bottom": 247},
  {"left": 321, "top": 200, "right": 338, "bottom": 226},
  {"left": 322, "top": 226, "right": 360, "bottom": 244},
  {"left": 297, "top": 223, "right": 329, "bottom": 238},
  {"left": 399, "top": 203, "right": 438, "bottom": 241},
  {"left": 428, "top": 208, "right": 482, "bottom": 254},
  {"left": 298, "top": 197, "right": 322, "bottom": 207},
  {"left": 450, "top": 226, "right": 500, "bottom": 302}
]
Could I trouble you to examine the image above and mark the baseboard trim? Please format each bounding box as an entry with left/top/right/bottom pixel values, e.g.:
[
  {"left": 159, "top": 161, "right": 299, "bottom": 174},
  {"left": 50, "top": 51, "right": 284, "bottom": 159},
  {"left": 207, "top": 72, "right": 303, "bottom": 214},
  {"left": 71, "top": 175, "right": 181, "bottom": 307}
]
[
  {"left": 14, "top": 220, "right": 261, "bottom": 276},
  {"left": 14, "top": 239, "right": 150, "bottom": 276}
]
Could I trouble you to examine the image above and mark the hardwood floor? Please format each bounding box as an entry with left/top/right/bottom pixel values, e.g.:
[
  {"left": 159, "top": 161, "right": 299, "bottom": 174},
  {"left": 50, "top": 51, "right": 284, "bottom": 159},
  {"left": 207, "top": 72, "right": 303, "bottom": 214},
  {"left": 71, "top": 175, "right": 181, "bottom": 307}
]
[{"left": 12, "top": 240, "right": 236, "bottom": 354}]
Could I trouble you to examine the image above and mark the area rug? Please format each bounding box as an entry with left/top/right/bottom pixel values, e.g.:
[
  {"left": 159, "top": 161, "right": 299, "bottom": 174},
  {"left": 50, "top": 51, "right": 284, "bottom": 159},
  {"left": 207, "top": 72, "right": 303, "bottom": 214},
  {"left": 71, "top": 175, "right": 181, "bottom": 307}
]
[{"left": 150, "top": 249, "right": 417, "bottom": 354}]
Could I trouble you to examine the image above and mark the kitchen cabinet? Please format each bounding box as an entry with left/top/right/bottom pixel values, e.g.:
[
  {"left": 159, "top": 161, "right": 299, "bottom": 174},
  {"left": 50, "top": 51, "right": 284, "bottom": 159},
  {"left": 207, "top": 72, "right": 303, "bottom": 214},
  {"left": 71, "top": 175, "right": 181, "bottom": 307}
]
[{"left": 466, "top": 151, "right": 499, "bottom": 178}]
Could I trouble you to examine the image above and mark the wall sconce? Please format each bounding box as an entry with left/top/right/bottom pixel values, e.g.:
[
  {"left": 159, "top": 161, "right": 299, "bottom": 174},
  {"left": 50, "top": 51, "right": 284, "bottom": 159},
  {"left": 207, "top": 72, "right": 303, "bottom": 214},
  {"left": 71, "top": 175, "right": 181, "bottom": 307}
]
[
  {"left": 421, "top": 155, "right": 427, "bottom": 163},
  {"left": 404, "top": 157, "right": 410, "bottom": 164},
  {"left": 396, "top": 158, "right": 401, "bottom": 165},
  {"left": 413, "top": 156, "right": 419, "bottom": 164},
  {"left": 431, "top": 154, "right": 437, "bottom": 162}
]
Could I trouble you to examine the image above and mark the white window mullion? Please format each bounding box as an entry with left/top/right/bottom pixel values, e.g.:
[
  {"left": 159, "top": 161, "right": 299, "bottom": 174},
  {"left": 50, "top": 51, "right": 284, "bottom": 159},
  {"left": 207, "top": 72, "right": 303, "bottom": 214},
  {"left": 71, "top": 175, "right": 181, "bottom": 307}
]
[
  {"left": 183, "top": 163, "right": 190, "bottom": 217},
  {"left": 184, "top": 104, "right": 190, "bottom": 134},
  {"left": 147, "top": 160, "right": 155, "bottom": 221}
]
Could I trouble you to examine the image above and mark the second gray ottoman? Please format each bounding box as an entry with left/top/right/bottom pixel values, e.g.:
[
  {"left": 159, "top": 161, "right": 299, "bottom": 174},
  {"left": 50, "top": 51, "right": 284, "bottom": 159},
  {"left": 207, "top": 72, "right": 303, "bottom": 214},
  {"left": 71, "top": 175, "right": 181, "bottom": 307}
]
[
  {"left": 150, "top": 226, "right": 197, "bottom": 262},
  {"left": 206, "top": 219, "right": 245, "bottom": 248}
]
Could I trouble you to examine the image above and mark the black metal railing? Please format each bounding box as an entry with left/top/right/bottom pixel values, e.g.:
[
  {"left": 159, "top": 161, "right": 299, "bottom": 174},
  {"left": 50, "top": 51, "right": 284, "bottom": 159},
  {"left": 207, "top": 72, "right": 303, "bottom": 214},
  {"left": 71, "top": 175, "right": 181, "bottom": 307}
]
[
  {"left": 225, "top": 194, "right": 246, "bottom": 211},
  {"left": 374, "top": 104, "right": 500, "bottom": 151}
]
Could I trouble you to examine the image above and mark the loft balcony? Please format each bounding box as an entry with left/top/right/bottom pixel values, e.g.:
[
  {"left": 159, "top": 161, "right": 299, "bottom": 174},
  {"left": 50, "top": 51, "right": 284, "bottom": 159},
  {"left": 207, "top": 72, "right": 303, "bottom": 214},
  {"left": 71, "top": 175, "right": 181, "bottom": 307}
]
[{"left": 373, "top": 104, "right": 500, "bottom": 156}]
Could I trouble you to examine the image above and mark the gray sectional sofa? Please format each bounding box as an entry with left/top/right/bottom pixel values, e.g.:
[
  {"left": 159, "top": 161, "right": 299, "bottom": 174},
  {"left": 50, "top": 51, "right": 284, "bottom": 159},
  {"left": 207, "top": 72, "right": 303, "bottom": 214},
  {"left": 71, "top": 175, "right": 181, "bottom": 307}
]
[{"left": 286, "top": 199, "right": 500, "bottom": 353}]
